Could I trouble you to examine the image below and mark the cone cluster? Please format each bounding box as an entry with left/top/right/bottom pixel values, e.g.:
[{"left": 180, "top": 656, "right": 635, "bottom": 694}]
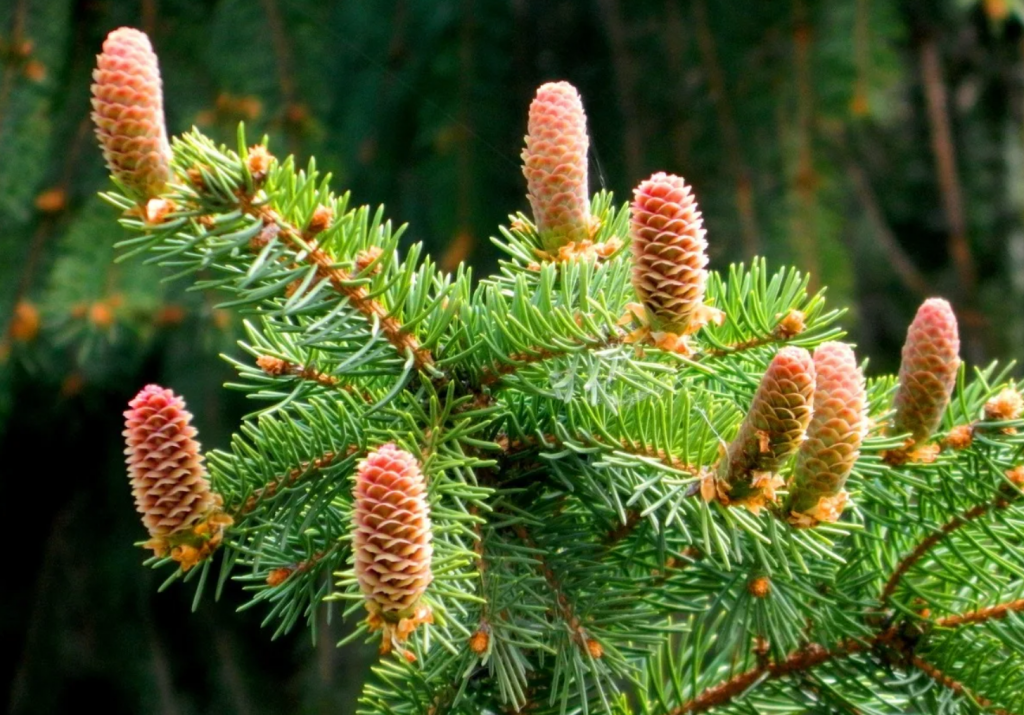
[
  {"left": 714, "top": 347, "right": 816, "bottom": 512},
  {"left": 123, "top": 385, "right": 218, "bottom": 544},
  {"left": 91, "top": 27, "right": 171, "bottom": 199},
  {"left": 630, "top": 173, "right": 710, "bottom": 335},
  {"left": 892, "top": 298, "right": 960, "bottom": 446},
  {"left": 353, "top": 444, "right": 433, "bottom": 616},
  {"left": 788, "top": 342, "right": 867, "bottom": 526},
  {"left": 521, "top": 81, "right": 591, "bottom": 253}
]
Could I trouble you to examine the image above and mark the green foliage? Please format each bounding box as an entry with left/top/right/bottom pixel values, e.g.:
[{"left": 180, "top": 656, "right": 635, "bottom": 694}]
[{"left": 100, "top": 112, "right": 1024, "bottom": 715}]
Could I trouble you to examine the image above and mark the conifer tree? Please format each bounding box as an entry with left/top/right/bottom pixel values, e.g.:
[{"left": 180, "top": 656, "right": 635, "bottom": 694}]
[{"left": 95, "top": 26, "right": 1024, "bottom": 715}]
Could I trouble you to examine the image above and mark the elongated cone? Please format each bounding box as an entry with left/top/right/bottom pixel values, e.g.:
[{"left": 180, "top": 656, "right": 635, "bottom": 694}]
[
  {"left": 892, "top": 298, "right": 960, "bottom": 445},
  {"left": 630, "top": 172, "right": 711, "bottom": 335},
  {"left": 788, "top": 342, "right": 867, "bottom": 526},
  {"left": 91, "top": 27, "right": 171, "bottom": 199},
  {"left": 522, "top": 81, "right": 591, "bottom": 253},
  {"left": 124, "top": 385, "right": 228, "bottom": 570},
  {"left": 714, "top": 347, "right": 815, "bottom": 512},
  {"left": 353, "top": 444, "right": 433, "bottom": 616}
]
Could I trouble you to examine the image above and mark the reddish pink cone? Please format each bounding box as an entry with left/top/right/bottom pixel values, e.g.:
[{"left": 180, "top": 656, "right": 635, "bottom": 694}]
[
  {"left": 630, "top": 173, "right": 709, "bottom": 334},
  {"left": 788, "top": 342, "right": 867, "bottom": 522},
  {"left": 521, "top": 81, "right": 591, "bottom": 252},
  {"left": 353, "top": 444, "right": 433, "bottom": 616},
  {"left": 124, "top": 385, "right": 215, "bottom": 538},
  {"left": 892, "top": 298, "right": 960, "bottom": 445},
  {"left": 91, "top": 27, "right": 171, "bottom": 199},
  {"left": 715, "top": 347, "right": 815, "bottom": 510}
]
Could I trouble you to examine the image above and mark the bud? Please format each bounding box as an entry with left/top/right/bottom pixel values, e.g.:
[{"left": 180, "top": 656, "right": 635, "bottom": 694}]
[
  {"left": 630, "top": 172, "right": 721, "bottom": 340},
  {"left": 353, "top": 444, "right": 433, "bottom": 655},
  {"left": 713, "top": 347, "right": 815, "bottom": 512},
  {"left": 91, "top": 28, "right": 171, "bottom": 199},
  {"left": 521, "top": 81, "right": 591, "bottom": 253},
  {"left": 892, "top": 298, "right": 960, "bottom": 445},
  {"left": 124, "top": 385, "right": 227, "bottom": 569},
  {"left": 788, "top": 342, "right": 867, "bottom": 527}
]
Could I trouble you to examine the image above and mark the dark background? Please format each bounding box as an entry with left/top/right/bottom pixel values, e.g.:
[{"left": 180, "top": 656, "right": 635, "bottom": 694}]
[{"left": 3, "top": 0, "right": 1024, "bottom": 712}]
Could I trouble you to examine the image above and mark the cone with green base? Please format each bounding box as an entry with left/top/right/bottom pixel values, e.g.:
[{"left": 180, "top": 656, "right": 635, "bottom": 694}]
[
  {"left": 710, "top": 347, "right": 815, "bottom": 513},
  {"left": 521, "top": 81, "right": 592, "bottom": 254},
  {"left": 787, "top": 342, "right": 867, "bottom": 527},
  {"left": 91, "top": 27, "right": 172, "bottom": 201},
  {"left": 892, "top": 298, "right": 960, "bottom": 448}
]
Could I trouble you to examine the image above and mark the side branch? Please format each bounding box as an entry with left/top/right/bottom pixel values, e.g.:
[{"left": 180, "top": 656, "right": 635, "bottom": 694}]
[
  {"left": 910, "top": 656, "right": 1010, "bottom": 715},
  {"left": 238, "top": 192, "right": 434, "bottom": 371},
  {"left": 233, "top": 447, "right": 356, "bottom": 517},
  {"left": 882, "top": 497, "right": 1004, "bottom": 601},
  {"left": 935, "top": 598, "right": 1024, "bottom": 628},
  {"left": 513, "top": 523, "right": 602, "bottom": 657},
  {"left": 255, "top": 354, "right": 374, "bottom": 401}
]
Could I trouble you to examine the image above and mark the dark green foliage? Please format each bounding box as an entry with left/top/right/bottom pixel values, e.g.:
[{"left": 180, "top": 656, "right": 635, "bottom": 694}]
[{"left": 6, "top": 2, "right": 1024, "bottom": 714}]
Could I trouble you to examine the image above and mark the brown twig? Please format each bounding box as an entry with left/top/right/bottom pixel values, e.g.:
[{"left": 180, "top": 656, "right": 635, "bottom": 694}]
[
  {"left": 881, "top": 502, "right": 993, "bottom": 601},
  {"left": 677, "top": 592, "right": 1024, "bottom": 714},
  {"left": 237, "top": 195, "right": 434, "bottom": 370},
  {"left": 918, "top": 34, "right": 976, "bottom": 299},
  {"left": 478, "top": 332, "right": 624, "bottom": 386},
  {"left": 935, "top": 598, "right": 1024, "bottom": 628},
  {"left": 692, "top": 0, "right": 760, "bottom": 258},
  {"left": 910, "top": 656, "right": 1011, "bottom": 715},
  {"left": 788, "top": 0, "right": 820, "bottom": 291},
  {"left": 234, "top": 447, "right": 356, "bottom": 517},
  {"left": 513, "top": 522, "right": 598, "bottom": 655},
  {"left": 837, "top": 133, "right": 931, "bottom": 297}
]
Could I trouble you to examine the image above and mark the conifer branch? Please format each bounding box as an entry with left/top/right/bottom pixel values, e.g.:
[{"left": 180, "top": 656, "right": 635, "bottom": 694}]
[
  {"left": 235, "top": 193, "right": 434, "bottom": 370},
  {"left": 478, "top": 332, "right": 625, "bottom": 386},
  {"left": 676, "top": 597, "right": 1024, "bottom": 713},
  {"left": 934, "top": 598, "right": 1024, "bottom": 628},
  {"left": 910, "top": 656, "right": 1011, "bottom": 715},
  {"left": 513, "top": 523, "right": 599, "bottom": 655},
  {"left": 254, "top": 354, "right": 375, "bottom": 401},
  {"left": 234, "top": 447, "right": 355, "bottom": 517},
  {"left": 881, "top": 486, "right": 1021, "bottom": 601}
]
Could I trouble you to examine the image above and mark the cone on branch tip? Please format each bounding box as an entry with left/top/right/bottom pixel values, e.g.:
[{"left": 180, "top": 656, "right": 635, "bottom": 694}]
[
  {"left": 91, "top": 27, "right": 171, "bottom": 201},
  {"left": 708, "top": 347, "right": 815, "bottom": 513},
  {"left": 624, "top": 172, "right": 724, "bottom": 353},
  {"left": 522, "top": 81, "right": 593, "bottom": 255},
  {"left": 891, "top": 298, "right": 960, "bottom": 453},
  {"left": 788, "top": 342, "right": 867, "bottom": 528},
  {"left": 123, "top": 385, "right": 230, "bottom": 570},
  {"left": 353, "top": 444, "right": 434, "bottom": 658}
]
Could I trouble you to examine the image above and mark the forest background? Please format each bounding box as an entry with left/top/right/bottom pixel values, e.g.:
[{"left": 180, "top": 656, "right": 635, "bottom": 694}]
[{"left": 2, "top": 0, "right": 1023, "bottom": 713}]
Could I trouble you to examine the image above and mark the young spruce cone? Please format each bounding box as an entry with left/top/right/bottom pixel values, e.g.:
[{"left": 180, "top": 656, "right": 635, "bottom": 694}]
[
  {"left": 628, "top": 172, "right": 722, "bottom": 350},
  {"left": 91, "top": 27, "right": 171, "bottom": 200},
  {"left": 353, "top": 444, "right": 433, "bottom": 657},
  {"left": 711, "top": 347, "right": 815, "bottom": 513},
  {"left": 892, "top": 298, "right": 960, "bottom": 446},
  {"left": 124, "top": 385, "right": 228, "bottom": 569},
  {"left": 521, "top": 81, "right": 591, "bottom": 253},
  {"left": 788, "top": 342, "right": 867, "bottom": 527}
]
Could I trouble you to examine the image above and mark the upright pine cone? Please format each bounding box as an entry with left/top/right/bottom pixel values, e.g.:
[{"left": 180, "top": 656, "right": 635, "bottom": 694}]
[
  {"left": 712, "top": 347, "right": 816, "bottom": 512},
  {"left": 124, "top": 385, "right": 226, "bottom": 568},
  {"left": 630, "top": 172, "right": 717, "bottom": 338},
  {"left": 788, "top": 342, "right": 867, "bottom": 527},
  {"left": 91, "top": 27, "right": 171, "bottom": 200},
  {"left": 353, "top": 444, "right": 433, "bottom": 655},
  {"left": 892, "top": 298, "right": 960, "bottom": 445},
  {"left": 521, "top": 81, "right": 591, "bottom": 253}
]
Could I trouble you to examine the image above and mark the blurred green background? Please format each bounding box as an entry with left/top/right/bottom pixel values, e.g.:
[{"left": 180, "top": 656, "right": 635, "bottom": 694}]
[{"left": 3, "top": 0, "right": 1024, "bottom": 712}]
